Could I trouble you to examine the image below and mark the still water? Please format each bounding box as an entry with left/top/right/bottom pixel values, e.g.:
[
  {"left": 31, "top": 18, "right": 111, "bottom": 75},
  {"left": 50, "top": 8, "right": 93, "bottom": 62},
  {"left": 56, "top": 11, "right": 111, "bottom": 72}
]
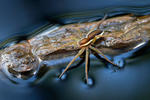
[{"left": 1, "top": 0, "right": 150, "bottom": 100}]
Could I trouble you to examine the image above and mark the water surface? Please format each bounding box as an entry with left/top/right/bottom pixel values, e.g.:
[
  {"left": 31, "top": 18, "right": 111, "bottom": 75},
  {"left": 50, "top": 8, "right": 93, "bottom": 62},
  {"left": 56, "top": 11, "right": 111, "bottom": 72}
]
[{"left": 1, "top": 0, "right": 150, "bottom": 100}]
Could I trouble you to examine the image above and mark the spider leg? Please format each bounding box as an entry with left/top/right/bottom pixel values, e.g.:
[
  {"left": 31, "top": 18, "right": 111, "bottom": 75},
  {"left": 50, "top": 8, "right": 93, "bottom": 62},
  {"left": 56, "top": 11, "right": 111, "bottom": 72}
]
[
  {"left": 89, "top": 46, "right": 119, "bottom": 67},
  {"left": 59, "top": 48, "right": 85, "bottom": 78},
  {"left": 85, "top": 47, "right": 89, "bottom": 83},
  {"left": 67, "top": 57, "right": 85, "bottom": 71},
  {"left": 87, "top": 14, "right": 107, "bottom": 35}
]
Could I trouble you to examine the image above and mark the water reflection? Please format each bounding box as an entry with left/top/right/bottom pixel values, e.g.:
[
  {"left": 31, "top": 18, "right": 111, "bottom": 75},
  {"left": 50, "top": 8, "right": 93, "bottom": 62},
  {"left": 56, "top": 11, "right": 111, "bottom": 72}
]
[
  {"left": 0, "top": 13, "right": 150, "bottom": 85},
  {"left": 0, "top": 4, "right": 150, "bottom": 100}
]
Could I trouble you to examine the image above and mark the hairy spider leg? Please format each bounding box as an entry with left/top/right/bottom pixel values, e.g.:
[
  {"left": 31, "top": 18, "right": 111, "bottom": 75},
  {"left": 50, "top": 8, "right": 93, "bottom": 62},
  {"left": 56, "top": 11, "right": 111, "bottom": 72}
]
[
  {"left": 91, "top": 33, "right": 111, "bottom": 44},
  {"left": 85, "top": 47, "right": 89, "bottom": 83},
  {"left": 59, "top": 48, "right": 85, "bottom": 78},
  {"left": 86, "top": 14, "right": 107, "bottom": 36},
  {"left": 89, "top": 46, "right": 118, "bottom": 67}
]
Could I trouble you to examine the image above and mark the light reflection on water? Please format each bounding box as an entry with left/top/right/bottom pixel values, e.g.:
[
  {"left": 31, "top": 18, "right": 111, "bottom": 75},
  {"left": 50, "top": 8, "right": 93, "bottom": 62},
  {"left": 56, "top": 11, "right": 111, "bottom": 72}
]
[{"left": 0, "top": 2, "right": 150, "bottom": 100}]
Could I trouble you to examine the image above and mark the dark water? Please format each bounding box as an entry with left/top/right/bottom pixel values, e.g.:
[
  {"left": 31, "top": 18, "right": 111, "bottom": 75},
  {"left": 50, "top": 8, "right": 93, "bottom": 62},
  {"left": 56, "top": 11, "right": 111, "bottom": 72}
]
[{"left": 1, "top": 0, "right": 150, "bottom": 100}]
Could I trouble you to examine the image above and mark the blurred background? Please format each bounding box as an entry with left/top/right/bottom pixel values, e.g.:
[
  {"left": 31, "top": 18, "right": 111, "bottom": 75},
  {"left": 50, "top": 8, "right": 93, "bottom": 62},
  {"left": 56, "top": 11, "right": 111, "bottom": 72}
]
[{"left": 0, "top": 0, "right": 150, "bottom": 100}]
